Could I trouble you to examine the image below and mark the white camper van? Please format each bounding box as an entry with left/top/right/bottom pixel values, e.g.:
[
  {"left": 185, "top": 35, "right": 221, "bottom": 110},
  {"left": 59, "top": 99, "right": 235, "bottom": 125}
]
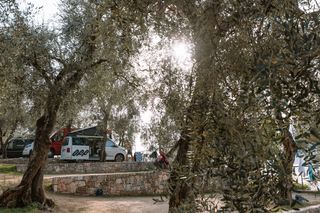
[{"left": 60, "top": 136, "right": 126, "bottom": 162}]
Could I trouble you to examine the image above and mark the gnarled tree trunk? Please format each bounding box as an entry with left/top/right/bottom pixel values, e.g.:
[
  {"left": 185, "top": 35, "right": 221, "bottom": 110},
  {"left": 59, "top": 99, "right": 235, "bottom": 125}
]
[
  {"left": 1, "top": 143, "right": 7, "bottom": 159},
  {"left": 100, "top": 142, "right": 106, "bottom": 162},
  {"left": 279, "top": 129, "right": 297, "bottom": 205},
  {"left": 168, "top": 97, "right": 209, "bottom": 212},
  {"left": 168, "top": 129, "right": 198, "bottom": 212},
  {"left": 0, "top": 67, "right": 92, "bottom": 207},
  {"left": 0, "top": 113, "right": 56, "bottom": 207},
  {"left": 0, "top": 93, "right": 60, "bottom": 208},
  {"left": 0, "top": 127, "right": 3, "bottom": 158}
]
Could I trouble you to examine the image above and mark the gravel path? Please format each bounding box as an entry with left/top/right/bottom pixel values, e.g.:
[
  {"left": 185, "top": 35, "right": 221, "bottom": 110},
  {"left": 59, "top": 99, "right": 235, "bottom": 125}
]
[{"left": 49, "top": 192, "right": 168, "bottom": 213}]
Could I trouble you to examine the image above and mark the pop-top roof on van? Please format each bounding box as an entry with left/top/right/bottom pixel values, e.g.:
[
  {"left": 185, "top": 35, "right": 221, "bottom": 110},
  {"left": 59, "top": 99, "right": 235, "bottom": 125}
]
[{"left": 68, "top": 126, "right": 105, "bottom": 137}]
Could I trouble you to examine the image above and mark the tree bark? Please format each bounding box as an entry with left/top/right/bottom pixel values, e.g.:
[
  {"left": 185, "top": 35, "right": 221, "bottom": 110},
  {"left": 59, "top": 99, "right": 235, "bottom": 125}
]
[
  {"left": 2, "top": 143, "right": 7, "bottom": 159},
  {"left": 0, "top": 127, "right": 3, "bottom": 158},
  {"left": 267, "top": 56, "right": 298, "bottom": 203},
  {"left": 168, "top": 130, "right": 197, "bottom": 212},
  {"left": 279, "top": 129, "right": 297, "bottom": 205},
  {"left": 100, "top": 142, "right": 106, "bottom": 162},
  {"left": 0, "top": 115, "right": 55, "bottom": 208}
]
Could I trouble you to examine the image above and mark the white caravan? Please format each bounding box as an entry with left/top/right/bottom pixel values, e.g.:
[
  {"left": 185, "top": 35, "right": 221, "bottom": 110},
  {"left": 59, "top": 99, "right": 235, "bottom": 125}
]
[{"left": 61, "top": 136, "right": 126, "bottom": 162}]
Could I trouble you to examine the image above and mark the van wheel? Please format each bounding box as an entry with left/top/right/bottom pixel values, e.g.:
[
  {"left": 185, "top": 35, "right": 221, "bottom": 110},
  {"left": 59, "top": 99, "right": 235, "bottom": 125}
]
[
  {"left": 115, "top": 154, "right": 124, "bottom": 162},
  {"left": 29, "top": 150, "right": 33, "bottom": 158},
  {"left": 48, "top": 149, "right": 54, "bottom": 158}
]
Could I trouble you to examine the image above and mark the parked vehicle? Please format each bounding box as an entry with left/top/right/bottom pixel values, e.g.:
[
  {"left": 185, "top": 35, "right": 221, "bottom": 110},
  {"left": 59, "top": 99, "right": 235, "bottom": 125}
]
[
  {"left": 22, "top": 127, "right": 74, "bottom": 158},
  {"left": 50, "top": 127, "right": 74, "bottom": 155},
  {"left": 6, "top": 138, "right": 34, "bottom": 158},
  {"left": 60, "top": 136, "right": 126, "bottom": 162},
  {"left": 22, "top": 143, "right": 33, "bottom": 157}
]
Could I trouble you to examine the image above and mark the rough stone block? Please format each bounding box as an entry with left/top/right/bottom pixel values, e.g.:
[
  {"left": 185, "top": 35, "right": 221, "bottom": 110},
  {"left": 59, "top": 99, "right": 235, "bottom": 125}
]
[
  {"left": 116, "top": 178, "right": 122, "bottom": 184},
  {"left": 68, "top": 182, "right": 77, "bottom": 193},
  {"left": 53, "top": 185, "right": 58, "bottom": 192},
  {"left": 78, "top": 180, "right": 86, "bottom": 187}
]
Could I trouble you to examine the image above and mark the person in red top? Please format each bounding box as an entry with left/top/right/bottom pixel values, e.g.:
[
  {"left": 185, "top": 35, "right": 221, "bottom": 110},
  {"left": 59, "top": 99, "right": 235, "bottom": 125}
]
[{"left": 158, "top": 149, "right": 169, "bottom": 169}]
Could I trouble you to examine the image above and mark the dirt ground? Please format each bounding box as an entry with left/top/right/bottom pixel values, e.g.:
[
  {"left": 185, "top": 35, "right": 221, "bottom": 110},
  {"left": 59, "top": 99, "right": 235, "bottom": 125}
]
[
  {"left": 49, "top": 192, "right": 169, "bottom": 213},
  {"left": 2, "top": 174, "right": 320, "bottom": 213}
]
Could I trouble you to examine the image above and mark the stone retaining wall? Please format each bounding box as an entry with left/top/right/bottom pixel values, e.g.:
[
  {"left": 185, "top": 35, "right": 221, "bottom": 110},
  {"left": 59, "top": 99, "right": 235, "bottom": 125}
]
[
  {"left": 52, "top": 171, "right": 169, "bottom": 196},
  {"left": 15, "top": 162, "right": 155, "bottom": 174},
  {"left": 0, "top": 158, "right": 57, "bottom": 164}
]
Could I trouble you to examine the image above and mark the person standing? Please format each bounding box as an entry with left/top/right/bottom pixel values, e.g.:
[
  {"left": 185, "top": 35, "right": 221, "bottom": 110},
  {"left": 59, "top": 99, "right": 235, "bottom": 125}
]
[
  {"left": 158, "top": 149, "right": 169, "bottom": 169},
  {"left": 124, "top": 139, "right": 132, "bottom": 161}
]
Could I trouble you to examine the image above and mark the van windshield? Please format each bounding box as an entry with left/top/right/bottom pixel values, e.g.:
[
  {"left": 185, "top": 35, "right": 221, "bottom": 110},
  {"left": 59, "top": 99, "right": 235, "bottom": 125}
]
[
  {"left": 62, "top": 138, "right": 69, "bottom": 146},
  {"left": 105, "top": 139, "right": 116, "bottom": 147},
  {"left": 25, "top": 139, "right": 34, "bottom": 145}
]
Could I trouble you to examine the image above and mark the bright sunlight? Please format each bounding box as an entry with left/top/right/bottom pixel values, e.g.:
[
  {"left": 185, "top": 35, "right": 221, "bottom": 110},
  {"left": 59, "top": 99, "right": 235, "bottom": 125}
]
[
  {"left": 172, "top": 41, "right": 190, "bottom": 61},
  {"left": 171, "top": 40, "right": 193, "bottom": 69}
]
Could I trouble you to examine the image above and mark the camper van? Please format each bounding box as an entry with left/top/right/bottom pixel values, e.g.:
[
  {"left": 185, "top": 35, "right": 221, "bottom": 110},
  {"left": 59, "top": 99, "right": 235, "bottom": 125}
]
[
  {"left": 60, "top": 136, "right": 126, "bottom": 162},
  {"left": 22, "top": 127, "right": 74, "bottom": 157}
]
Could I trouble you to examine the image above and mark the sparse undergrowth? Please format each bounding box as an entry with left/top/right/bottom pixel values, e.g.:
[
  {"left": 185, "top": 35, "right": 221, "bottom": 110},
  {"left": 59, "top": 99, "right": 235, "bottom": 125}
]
[
  {"left": 0, "top": 204, "right": 39, "bottom": 213},
  {"left": 0, "top": 164, "right": 23, "bottom": 198},
  {"left": 0, "top": 164, "right": 21, "bottom": 175},
  {"left": 293, "top": 183, "right": 310, "bottom": 191},
  {"left": 44, "top": 182, "right": 53, "bottom": 192}
]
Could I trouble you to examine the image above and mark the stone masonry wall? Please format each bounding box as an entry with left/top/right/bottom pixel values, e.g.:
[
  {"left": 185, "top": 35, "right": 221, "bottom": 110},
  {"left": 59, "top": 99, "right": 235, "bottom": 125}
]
[
  {"left": 15, "top": 162, "right": 155, "bottom": 174},
  {"left": 0, "top": 158, "right": 58, "bottom": 164},
  {"left": 52, "top": 171, "right": 169, "bottom": 196}
]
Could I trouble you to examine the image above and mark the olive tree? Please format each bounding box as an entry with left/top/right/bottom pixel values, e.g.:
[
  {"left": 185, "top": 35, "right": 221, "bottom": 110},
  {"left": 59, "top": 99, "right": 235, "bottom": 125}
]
[
  {"left": 0, "top": 0, "right": 149, "bottom": 208},
  {"left": 141, "top": 0, "right": 320, "bottom": 211}
]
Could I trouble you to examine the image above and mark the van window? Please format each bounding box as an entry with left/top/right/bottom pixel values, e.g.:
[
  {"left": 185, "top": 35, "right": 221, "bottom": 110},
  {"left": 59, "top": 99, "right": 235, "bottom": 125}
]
[
  {"left": 62, "top": 138, "right": 69, "bottom": 146},
  {"left": 106, "top": 139, "right": 117, "bottom": 147},
  {"left": 25, "top": 139, "right": 34, "bottom": 145},
  {"left": 72, "top": 137, "right": 88, "bottom": 146},
  {"left": 13, "top": 140, "right": 25, "bottom": 149},
  {"left": 87, "top": 138, "right": 102, "bottom": 143},
  {"left": 52, "top": 130, "right": 65, "bottom": 141}
]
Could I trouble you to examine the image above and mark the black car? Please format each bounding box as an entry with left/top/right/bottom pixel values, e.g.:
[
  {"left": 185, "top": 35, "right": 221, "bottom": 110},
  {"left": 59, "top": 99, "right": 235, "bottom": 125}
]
[{"left": 6, "top": 138, "right": 34, "bottom": 158}]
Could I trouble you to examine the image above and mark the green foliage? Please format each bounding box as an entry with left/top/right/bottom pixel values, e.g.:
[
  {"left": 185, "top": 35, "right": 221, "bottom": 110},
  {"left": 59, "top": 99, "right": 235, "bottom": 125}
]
[
  {"left": 0, "top": 164, "right": 19, "bottom": 175},
  {"left": 0, "top": 203, "right": 38, "bottom": 213},
  {"left": 145, "top": 0, "right": 320, "bottom": 212},
  {"left": 0, "top": 0, "right": 159, "bottom": 207},
  {"left": 293, "top": 183, "right": 310, "bottom": 190},
  {"left": 1, "top": 0, "right": 320, "bottom": 211}
]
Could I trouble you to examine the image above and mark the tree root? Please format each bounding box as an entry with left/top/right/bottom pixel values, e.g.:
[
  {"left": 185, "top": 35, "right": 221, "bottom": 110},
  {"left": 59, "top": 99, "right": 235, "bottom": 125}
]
[
  {"left": 43, "top": 198, "right": 55, "bottom": 209},
  {"left": 0, "top": 185, "right": 30, "bottom": 208},
  {"left": 0, "top": 185, "right": 54, "bottom": 209}
]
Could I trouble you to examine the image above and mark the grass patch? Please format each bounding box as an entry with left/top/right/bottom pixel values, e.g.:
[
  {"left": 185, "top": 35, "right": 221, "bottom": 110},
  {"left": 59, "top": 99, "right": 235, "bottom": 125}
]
[
  {"left": 44, "top": 181, "right": 53, "bottom": 192},
  {"left": 0, "top": 164, "right": 21, "bottom": 175},
  {"left": 0, "top": 164, "right": 16, "bottom": 173},
  {"left": 0, "top": 204, "right": 39, "bottom": 213},
  {"left": 293, "top": 182, "right": 310, "bottom": 190}
]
